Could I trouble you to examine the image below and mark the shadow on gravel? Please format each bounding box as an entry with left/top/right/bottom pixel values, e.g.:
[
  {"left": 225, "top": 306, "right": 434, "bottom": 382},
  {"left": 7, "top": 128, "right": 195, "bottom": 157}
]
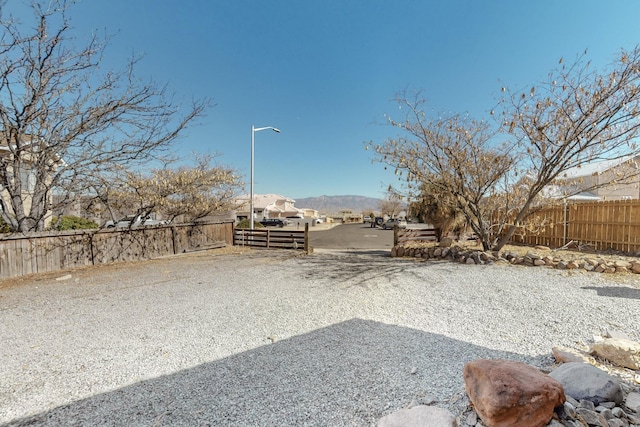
[
  {"left": 4, "top": 319, "right": 540, "bottom": 427},
  {"left": 582, "top": 286, "right": 640, "bottom": 299},
  {"left": 300, "top": 250, "right": 429, "bottom": 289}
]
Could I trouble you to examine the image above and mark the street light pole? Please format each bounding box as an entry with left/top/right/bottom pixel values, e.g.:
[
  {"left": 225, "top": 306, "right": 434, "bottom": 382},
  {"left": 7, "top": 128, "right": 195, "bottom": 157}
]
[{"left": 250, "top": 125, "right": 281, "bottom": 229}]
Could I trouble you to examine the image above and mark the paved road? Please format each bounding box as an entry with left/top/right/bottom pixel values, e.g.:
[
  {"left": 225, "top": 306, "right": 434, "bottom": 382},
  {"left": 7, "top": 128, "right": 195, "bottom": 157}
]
[{"left": 309, "top": 222, "right": 394, "bottom": 250}]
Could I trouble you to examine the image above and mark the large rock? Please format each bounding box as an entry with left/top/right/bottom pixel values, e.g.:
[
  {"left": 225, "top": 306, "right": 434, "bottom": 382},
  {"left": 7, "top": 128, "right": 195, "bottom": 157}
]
[
  {"left": 463, "top": 359, "right": 565, "bottom": 427},
  {"left": 590, "top": 337, "right": 640, "bottom": 370},
  {"left": 377, "top": 405, "right": 458, "bottom": 427},
  {"left": 439, "top": 237, "right": 453, "bottom": 248},
  {"left": 549, "top": 362, "right": 623, "bottom": 404},
  {"left": 552, "top": 346, "right": 595, "bottom": 364},
  {"left": 626, "top": 392, "right": 640, "bottom": 413}
]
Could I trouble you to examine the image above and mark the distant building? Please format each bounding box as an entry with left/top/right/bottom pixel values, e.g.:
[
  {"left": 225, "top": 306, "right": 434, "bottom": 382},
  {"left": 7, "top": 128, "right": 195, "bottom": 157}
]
[
  {"left": 0, "top": 133, "right": 61, "bottom": 228},
  {"left": 235, "top": 194, "right": 317, "bottom": 221},
  {"left": 337, "top": 209, "right": 363, "bottom": 223},
  {"left": 549, "top": 155, "right": 640, "bottom": 201}
]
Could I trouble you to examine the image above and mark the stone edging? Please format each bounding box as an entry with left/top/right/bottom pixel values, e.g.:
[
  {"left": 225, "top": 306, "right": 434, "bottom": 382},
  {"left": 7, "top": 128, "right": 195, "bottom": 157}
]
[{"left": 391, "top": 244, "right": 640, "bottom": 274}]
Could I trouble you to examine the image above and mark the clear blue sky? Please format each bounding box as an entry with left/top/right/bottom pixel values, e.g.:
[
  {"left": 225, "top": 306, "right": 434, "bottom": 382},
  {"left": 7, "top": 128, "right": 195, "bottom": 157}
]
[{"left": 8, "top": 1, "right": 640, "bottom": 199}]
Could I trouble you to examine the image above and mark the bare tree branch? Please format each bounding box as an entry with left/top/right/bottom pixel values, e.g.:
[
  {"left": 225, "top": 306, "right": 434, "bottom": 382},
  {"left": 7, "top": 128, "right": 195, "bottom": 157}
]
[{"left": 0, "top": 0, "right": 209, "bottom": 232}]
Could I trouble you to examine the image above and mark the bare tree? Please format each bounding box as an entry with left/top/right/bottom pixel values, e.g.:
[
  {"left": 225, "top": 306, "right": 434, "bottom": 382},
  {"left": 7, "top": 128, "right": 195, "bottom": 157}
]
[
  {"left": 372, "top": 47, "right": 640, "bottom": 251},
  {"left": 370, "top": 92, "right": 515, "bottom": 250},
  {"left": 100, "top": 155, "right": 243, "bottom": 224},
  {"left": 378, "top": 191, "right": 405, "bottom": 218},
  {"left": 494, "top": 47, "right": 640, "bottom": 249},
  {"left": 409, "top": 183, "right": 466, "bottom": 240},
  {"left": 0, "top": 1, "right": 208, "bottom": 232}
]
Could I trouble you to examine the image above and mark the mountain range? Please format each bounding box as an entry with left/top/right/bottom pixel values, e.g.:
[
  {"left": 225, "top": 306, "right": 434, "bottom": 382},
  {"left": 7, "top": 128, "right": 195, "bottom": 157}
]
[{"left": 294, "top": 195, "right": 382, "bottom": 215}]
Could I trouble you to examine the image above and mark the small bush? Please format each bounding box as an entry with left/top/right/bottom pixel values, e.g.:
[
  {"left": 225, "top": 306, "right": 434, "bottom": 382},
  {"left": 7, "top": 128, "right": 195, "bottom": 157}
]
[
  {"left": 236, "top": 219, "right": 264, "bottom": 229},
  {"left": 51, "top": 215, "right": 99, "bottom": 231},
  {"left": 0, "top": 217, "right": 11, "bottom": 233}
]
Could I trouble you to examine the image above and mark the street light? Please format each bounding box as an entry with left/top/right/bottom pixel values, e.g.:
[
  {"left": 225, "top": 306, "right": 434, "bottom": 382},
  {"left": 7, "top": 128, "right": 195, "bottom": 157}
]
[{"left": 250, "top": 125, "right": 281, "bottom": 229}]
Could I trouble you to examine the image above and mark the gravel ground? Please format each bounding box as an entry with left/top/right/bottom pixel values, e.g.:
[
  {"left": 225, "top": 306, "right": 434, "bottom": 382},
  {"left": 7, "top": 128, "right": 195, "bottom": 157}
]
[{"left": 1, "top": 247, "right": 639, "bottom": 426}]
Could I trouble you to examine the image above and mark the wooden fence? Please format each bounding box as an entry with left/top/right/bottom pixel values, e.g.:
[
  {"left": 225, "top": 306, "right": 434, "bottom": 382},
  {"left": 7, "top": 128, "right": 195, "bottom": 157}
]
[
  {"left": 0, "top": 221, "right": 234, "bottom": 280},
  {"left": 511, "top": 200, "right": 640, "bottom": 252},
  {"left": 233, "top": 224, "right": 309, "bottom": 252},
  {"left": 395, "top": 227, "right": 438, "bottom": 246}
]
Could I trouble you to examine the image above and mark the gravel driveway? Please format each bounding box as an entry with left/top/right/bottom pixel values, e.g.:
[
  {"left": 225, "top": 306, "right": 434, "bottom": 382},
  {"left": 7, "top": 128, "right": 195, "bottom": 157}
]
[{"left": 1, "top": 247, "right": 639, "bottom": 426}]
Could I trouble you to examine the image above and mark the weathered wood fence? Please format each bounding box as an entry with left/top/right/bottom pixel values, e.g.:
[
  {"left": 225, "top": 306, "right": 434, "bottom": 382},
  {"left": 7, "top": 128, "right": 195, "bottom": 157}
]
[
  {"left": 0, "top": 221, "right": 234, "bottom": 280},
  {"left": 233, "top": 224, "right": 309, "bottom": 252},
  {"left": 511, "top": 200, "right": 640, "bottom": 252},
  {"left": 395, "top": 227, "right": 438, "bottom": 246}
]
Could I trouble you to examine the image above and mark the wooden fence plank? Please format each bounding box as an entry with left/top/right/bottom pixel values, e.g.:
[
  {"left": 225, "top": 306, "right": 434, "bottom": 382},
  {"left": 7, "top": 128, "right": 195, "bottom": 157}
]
[
  {"left": 516, "top": 200, "right": 640, "bottom": 252},
  {"left": 396, "top": 228, "right": 438, "bottom": 246},
  {"left": 233, "top": 228, "right": 307, "bottom": 251}
]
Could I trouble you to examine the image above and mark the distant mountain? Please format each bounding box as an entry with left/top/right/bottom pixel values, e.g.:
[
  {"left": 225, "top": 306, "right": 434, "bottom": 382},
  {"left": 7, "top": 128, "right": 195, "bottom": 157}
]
[{"left": 294, "top": 195, "right": 382, "bottom": 215}]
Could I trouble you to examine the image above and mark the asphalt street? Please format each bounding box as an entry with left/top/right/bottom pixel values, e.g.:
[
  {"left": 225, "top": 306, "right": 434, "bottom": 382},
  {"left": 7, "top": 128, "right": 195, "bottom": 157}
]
[{"left": 309, "top": 222, "right": 394, "bottom": 250}]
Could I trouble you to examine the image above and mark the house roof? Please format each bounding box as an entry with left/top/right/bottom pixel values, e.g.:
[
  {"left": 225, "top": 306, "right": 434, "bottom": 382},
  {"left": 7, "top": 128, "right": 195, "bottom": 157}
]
[
  {"left": 542, "top": 184, "right": 602, "bottom": 201},
  {"left": 566, "top": 191, "right": 601, "bottom": 201},
  {"left": 560, "top": 154, "right": 639, "bottom": 179},
  {"left": 237, "top": 194, "right": 295, "bottom": 209}
]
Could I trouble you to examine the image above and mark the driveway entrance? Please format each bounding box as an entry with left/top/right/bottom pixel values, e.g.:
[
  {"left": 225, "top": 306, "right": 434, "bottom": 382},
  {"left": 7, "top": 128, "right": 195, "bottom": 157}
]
[{"left": 309, "top": 222, "right": 394, "bottom": 250}]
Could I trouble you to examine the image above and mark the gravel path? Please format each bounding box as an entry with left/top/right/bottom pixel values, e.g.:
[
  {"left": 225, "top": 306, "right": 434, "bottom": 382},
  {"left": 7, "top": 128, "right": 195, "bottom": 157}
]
[{"left": 1, "top": 248, "right": 639, "bottom": 426}]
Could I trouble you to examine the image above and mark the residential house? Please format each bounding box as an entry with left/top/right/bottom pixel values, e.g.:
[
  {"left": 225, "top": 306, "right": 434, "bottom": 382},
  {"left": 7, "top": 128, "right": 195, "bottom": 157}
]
[
  {"left": 298, "top": 207, "right": 320, "bottom": 218},
  {"left": 550, "top": 155, "right": 640, "bottom": 201},
  {"left": 0, "top": 134, "right": 58, "bottom": 228},
  {"left": 235, "top": 194, "right": 308, "bottom": 221}
]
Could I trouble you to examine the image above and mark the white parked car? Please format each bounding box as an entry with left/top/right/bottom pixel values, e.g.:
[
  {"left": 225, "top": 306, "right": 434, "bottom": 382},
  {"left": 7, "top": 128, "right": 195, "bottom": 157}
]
[
  {"left": 104, "top": 215, "right": 167, "bottom": 228},
  {"left": 382, "top": 218, "right": 407, "bottom": 230}
]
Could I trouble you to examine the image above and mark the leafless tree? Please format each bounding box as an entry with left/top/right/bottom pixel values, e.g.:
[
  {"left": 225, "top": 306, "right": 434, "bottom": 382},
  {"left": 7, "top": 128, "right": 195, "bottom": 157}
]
[
  {"left": 372, "top": 47, "right": 640, "bottom": 251},
  {"left": 370, "top": 93, "right": 515, "bottom": 250},
  {"left": 0, "top": 1, "right": 208, "bottom": 232},
  {"left": 99, "top": 155, "right": 243, "bottom": 224},
  {"left": 409, "top": 183, "right": 466, "bottom": 241},
  {"left": 378, "top": 191, "right": 405, "bottom": 218}
]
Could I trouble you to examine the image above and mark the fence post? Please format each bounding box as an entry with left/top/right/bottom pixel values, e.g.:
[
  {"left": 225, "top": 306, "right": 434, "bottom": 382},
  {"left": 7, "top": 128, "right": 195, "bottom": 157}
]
[
  {"left": 563, "top": 200, "right": 568, "bottom": 246},
  {"left": 171, "top": 225, "right": 178, "bottom": 254},
  {"left": 393, "top": 225, "right": 399, "bottom": 246},
  {"left": 89, "top": 231, "right": 96, "bottom": 266},
  {"left": 304, "top": 222, "right": 309, "bottom": 253}
]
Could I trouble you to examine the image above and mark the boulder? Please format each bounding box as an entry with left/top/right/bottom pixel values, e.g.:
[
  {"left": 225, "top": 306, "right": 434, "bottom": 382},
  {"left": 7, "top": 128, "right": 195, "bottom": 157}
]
[
  {"left": 552, "top": 346, "right": 595, "bottom": 364},
  {"left": 604, "top": 330, "right": 631, "bottom": 340},
  {"left": 566, "top": 261, "right": 580, "bottom": 269},
  {"left": 463, "top": 359, "right": 565, "bottom": 427},
  {"left": 377, "top": 405, "right": 458, "bottom": 427},
  {"left": 575, "top": 407, "right": 608, "bottom": 426},
  {"left": 626, "top": 391, "right": 640, "bottom": 413},
  {"left": 590, "top": 337, "right": 640, "bottom": 370},
  {"left": 549, "top": 362, "right": 623, "bottom": 405},
  {"left": 439, "top": 237, "right": 453, "bottom": 247},
  {"left": 614, "top": 259, "right": 631, "bottom": 269}
]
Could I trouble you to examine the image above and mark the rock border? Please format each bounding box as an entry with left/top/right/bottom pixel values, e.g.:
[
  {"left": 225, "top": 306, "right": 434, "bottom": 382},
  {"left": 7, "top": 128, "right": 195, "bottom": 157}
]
[{"left": 391, "top": 244, "right": 640, "bottom": 274}]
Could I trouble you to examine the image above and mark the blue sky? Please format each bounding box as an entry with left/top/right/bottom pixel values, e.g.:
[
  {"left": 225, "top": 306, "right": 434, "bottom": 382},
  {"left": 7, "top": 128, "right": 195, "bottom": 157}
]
[{"left": 7, "top": 1, "right": 640, "bottom": 199}]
